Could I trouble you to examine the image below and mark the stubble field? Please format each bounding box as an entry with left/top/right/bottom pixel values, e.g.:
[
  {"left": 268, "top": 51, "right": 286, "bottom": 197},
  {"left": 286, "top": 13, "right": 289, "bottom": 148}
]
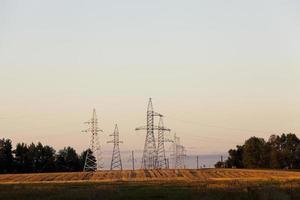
[{"left": 1, "top": 169, "right": 300, "bottom": 200}]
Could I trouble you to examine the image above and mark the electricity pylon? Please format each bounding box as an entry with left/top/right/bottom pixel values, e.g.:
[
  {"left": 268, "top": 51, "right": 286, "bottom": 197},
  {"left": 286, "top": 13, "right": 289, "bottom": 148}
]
[
  {"left": 82, "top": 109, "right": 103, "bottom": 171},
  {"left": 172, "top": 133, "right": 186, "bottom": 169},
  {"left": 107, "top": 124, "right": 123, "bottom": 170},
  {"left": 128, "top": 150, "right": 137, "bottom": 170},
  {"left": 178, "top": 145, "right": 186, "bottom": 169},
  {"left": 136, "top": 98, "right": 163, "bottom": 169},
  {"left": 156, "top": 116, "right": 171, "bottom": 169}
]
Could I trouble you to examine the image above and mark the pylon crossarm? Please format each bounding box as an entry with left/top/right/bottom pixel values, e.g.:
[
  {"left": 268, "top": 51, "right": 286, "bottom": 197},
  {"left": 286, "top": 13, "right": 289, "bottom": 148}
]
[
  {"left": 135, "top": 125, "right": 147, "bottom": 131},
  {"left": 152, "top": 111, "right": 163, "bottom": 117},
  {"left": 163, "top": 127, "right": 171, "bottom": 131},
  {"left": 136, "top": 125, "right": 167, "bottom": 131}
]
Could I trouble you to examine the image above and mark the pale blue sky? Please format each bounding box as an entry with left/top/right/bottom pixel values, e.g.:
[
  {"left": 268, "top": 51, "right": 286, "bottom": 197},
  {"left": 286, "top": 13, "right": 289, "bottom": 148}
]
[{"left": 0, "top": 0, "right": 299, "bottom": 155}]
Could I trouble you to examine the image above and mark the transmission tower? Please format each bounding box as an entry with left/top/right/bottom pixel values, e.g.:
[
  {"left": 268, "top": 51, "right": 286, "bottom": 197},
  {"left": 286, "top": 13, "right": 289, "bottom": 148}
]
[
  {"left": 107, "top": 124, "right": 123, "bottom": 170},
  {"left": 128, "top": 150, "right": 137, "bottom": 170},
  {"left": 172, "top": 133, "right": 186, "bottom": 169},
  {"left": 156, "top": 116, "right": 171, "bottom": 169},
  {"left": 178, "top": 145, "right": 186, "bottom": 169},
  {"left": 136, "top": 98, "right": 163, "bottom": 169},
  {"left": 82, "top": 109, "right": 103, "bottom": 171}
]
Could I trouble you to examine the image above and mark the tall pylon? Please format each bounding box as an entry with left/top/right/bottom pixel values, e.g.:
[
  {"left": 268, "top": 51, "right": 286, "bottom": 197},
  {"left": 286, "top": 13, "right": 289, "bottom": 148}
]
[
  {"left": 107, "top": 124, "right": 123, "bottom": 170},
  {"left": 136, "top": 98, "right": 163, "bottom": 169},
  {"left": 82, "top": 109, "right": 103, "bottom": 171},
  {"left": 156, "top": 116, "right": 171, "bottom": 169}
]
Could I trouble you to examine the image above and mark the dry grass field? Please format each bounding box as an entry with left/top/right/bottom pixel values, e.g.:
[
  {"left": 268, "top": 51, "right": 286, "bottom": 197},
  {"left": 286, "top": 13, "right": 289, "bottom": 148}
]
[
  {"left": 1, "top": 168, "right": 300, "bottom": 184},
  {"left": 2, "top": 169, "right": 300, "bottom": 200}
]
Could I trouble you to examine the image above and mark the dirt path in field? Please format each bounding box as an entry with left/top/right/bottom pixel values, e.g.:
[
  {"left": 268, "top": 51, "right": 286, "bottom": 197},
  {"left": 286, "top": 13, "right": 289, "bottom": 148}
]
[{"left": 1, "top": 169, "right": 300, "bottom": 184}]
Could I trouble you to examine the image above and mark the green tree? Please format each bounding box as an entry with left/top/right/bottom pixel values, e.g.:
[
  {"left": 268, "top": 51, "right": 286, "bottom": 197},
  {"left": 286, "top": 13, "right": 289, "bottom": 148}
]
[
  {"left": 214, "top": 161, "right": 225, "bottom": 168},
  {"left": 267, "top": 135, "right": 282, "bottom": 168},
  {"left": 267, "top": 134, "right": 300, "bottom": 169},
  {"left": 55, "top": 147, "right": 80, "bottom": 172},
  {"left": 14, "top": 143, "right": 29, "bottom": 173},
  {"left": 0, "top": 138, "right": 14, "bottom": 173},
  {"left": 280, "top": 133, "right": 299, "bottom": 169},
  {"left": 225, "top": 145, "right": 244, "bottom": 168},
  {"left": 242, "top": 137, "right": 267, "bottom": 168},
  {"left": 27, "top": 143, "right": 37, "bottom": 172},
  {"left": 294, "top": 144, "right": 300, "bottom": 168},
  {"left": 41, "top": 145, "right": 56, "bottom": 172},
  {"left": 35, "top": 142, "right": 44, "bottom": 172}
]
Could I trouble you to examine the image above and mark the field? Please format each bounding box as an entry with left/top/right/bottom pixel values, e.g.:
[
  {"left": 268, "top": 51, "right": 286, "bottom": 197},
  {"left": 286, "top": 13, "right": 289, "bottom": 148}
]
[{"left": 1, "top": 169, "right": 300, "bottom": 199}]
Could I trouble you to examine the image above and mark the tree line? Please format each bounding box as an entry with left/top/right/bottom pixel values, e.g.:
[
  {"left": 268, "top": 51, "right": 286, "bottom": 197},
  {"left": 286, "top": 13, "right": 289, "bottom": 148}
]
[
  {"left": 0, "top": 138, "right": 93, "bottom": 173},
  {"left": 215, "top": 133, "right": 300, "bottom": 169}
]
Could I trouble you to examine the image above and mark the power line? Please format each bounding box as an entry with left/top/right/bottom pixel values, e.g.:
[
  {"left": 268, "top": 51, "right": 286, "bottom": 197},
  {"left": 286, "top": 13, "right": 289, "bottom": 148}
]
[{"left": 167, "top": 115, "right": 275, "bottom": 134}]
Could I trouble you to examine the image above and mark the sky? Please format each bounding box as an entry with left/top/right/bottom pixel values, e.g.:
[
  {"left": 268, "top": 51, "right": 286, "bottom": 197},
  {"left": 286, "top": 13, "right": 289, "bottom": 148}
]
[{"left": 0, "top": 0, "right": 300, "bottom": 156}]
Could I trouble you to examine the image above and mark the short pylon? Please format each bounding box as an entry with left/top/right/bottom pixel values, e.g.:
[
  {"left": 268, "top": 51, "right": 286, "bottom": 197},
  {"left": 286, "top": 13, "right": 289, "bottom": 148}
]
[
  {"left": 82, "top": 109, "right": 103, "bottom": 171},
  {"left": 171, "top": 133, "right": 186, "bottom": 169},
  {"left": 107, "top": 124, "right": 123, "bottom": 170}
]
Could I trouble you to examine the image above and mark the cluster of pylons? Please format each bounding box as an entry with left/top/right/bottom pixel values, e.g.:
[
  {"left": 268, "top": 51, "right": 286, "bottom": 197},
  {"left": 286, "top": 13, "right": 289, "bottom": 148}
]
[
  {"left": 82, "top": 110, "right": 122, "bottom": 171},
  {"left": 82, "top": 98, "right": 186, "bottom": 171}
]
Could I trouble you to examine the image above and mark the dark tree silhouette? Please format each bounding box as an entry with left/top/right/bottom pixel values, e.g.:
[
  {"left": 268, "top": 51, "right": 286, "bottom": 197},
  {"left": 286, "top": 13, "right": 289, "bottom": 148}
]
[
  {"left": 1, "top": 138, "right": 85, "bottom": 173},
  {"left": 55, "top": 147, "right": 81, "bottom": 172},
  {"left": 0, "top": 138, "right": 13, "bottom": 173},
  {"left": 218, "top": 133, "right": 300, "bottom": 169}
]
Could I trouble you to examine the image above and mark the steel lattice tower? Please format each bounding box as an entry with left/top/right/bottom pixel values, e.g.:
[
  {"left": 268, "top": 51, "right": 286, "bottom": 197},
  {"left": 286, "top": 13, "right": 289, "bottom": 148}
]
[
  {"left": 136, "top": 98, "right": 162, "bottom": 169},
  {"left": 128, "top": 150, "right": 136, "bottom": 170},
  {"left": 82, "top": 109, "right": 103, "bottom": 171},
  {"left": 107, "top": 124, "right": 123, "bottom": 170},
  {"left": 172, "top": 133, "right": 186, "bottom": 169},
  {"left": 156, "top": 116, "right": 171, "bottom": 169}
]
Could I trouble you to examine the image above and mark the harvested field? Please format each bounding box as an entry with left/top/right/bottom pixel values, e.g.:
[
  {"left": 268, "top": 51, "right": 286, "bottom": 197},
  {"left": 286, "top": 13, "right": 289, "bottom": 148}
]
[
  {"left": 1, "top": 169, "right": 300, "bottom": 184},
  {"left": 2, "top": 169, "right": 300, "bottom": 200}
]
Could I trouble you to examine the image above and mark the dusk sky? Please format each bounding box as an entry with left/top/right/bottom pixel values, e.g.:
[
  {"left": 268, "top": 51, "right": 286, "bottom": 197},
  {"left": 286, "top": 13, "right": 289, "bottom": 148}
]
[{"left": 0, "top": 0, "right": 299, "bottom": 155}]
